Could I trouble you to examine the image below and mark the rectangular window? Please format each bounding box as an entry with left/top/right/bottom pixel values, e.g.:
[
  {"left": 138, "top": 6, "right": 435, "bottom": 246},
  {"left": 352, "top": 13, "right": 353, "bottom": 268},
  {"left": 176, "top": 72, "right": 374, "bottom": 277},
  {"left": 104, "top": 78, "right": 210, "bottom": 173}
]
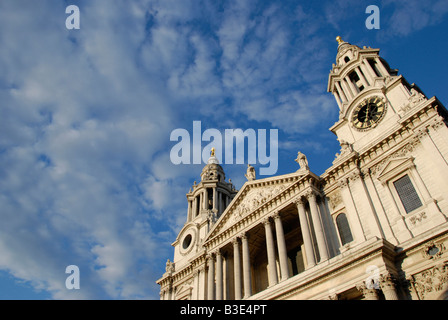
[{"left": 393, "top": 175, "right": 423, "bottom": 213}]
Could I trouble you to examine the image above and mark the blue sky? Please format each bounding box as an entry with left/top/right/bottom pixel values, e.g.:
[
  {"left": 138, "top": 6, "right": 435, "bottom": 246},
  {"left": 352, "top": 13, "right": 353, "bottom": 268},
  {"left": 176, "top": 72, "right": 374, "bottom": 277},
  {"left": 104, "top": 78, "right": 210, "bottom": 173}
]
[{"left": 0, "top": 0, "right": 447, "bottom": 299}]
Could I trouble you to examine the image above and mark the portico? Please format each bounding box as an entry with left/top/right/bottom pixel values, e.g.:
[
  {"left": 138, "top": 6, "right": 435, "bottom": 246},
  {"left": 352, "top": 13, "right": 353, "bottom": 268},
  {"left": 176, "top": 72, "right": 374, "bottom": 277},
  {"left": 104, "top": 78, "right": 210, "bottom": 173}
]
[{"left": 202, "top": 175, "right": 334, "bottom": 300}]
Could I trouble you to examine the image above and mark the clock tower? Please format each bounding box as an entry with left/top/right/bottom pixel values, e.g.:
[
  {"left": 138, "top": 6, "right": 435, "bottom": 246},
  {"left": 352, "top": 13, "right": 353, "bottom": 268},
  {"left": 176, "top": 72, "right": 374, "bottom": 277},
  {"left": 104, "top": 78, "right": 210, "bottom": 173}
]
[{"left": 327, "top": 36, "right": 436, "bottom": 152}]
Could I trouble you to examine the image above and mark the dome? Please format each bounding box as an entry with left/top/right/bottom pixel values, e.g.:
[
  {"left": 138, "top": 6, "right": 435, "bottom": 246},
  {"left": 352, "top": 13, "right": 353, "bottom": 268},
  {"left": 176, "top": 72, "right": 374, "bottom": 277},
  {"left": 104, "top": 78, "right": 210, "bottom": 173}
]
[{"left": 201, "top": 154, "right": 225, "bottom": 182}]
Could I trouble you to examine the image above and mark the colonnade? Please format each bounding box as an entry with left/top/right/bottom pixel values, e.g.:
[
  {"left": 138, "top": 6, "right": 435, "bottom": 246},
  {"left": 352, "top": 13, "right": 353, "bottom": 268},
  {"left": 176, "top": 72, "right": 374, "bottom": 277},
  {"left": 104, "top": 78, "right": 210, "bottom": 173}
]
[{"left": 188, "top": 187, "right": 232, "bottom": 221}]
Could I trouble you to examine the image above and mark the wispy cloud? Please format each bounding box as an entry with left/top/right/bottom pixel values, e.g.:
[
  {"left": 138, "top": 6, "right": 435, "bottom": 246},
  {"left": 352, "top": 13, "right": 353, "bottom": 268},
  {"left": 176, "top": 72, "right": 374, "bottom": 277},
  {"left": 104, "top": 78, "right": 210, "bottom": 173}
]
[
  {"left": 1, "top": 0, "right": 446, "bottom": 300},
  {"left": 383, "top": 0, "right": 448, "bottom": 37}
]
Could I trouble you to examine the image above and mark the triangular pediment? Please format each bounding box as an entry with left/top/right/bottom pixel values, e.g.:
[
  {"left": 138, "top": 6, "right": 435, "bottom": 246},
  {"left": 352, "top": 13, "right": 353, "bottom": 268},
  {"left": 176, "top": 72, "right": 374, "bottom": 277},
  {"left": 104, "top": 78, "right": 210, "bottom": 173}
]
[{"left": 205, "top": 170, "right": 313, "bottom": 242}]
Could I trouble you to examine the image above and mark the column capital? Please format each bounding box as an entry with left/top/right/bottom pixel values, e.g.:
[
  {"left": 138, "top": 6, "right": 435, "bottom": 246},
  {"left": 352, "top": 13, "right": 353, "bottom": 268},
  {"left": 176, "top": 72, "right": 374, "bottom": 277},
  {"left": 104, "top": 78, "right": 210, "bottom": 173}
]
[
  {"left": 195, "top": 265, "right": 205, "bottom": 274},
  {"left": 379, "top": 272, "right": 397, "bottom": 289},
  {"left": 415, "top": 126, "right": 429, "bottom": 141},
  {"left": 294, "top": 197, "right": 306, "bottom": 206},
  {"left": 430, "top": 115, "right": 447, "bottom": 131},
  {"left": 338, "top": 178, "right": 349, "bottom": 189},
  {"left": 240, "top": 232, "right": 249, "bottom": 241},
  {"left": 361, "top": 167, "right": 371, "bottom": 178},
  {"left": 356, "top": 282, "right": 379, "bottom": 300},
  {"left": 262, "top": 216, "right": 272, "bottom": 226},
  {"left": 232, "top": 237, "right": 240, "bottom": 245},
  {"left": 272, "top": 211, "right": 281, "bottom": 220},
  {"left": 304, "top": 189, "right": 317, "bottom": 201},
  {"left": 206, "top": 253, "right": 215, "bottom": 261},
  {"left": 348, "top": 168, "right": 363, "bottom": 182}
]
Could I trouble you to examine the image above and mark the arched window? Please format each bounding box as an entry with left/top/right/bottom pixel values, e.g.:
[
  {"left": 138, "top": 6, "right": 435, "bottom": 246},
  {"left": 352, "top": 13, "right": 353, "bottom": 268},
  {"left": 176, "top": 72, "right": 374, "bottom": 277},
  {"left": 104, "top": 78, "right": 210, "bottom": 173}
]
[
  {"left": 336, "top": 213, "right": 353, "bottom": 246},
  {"left": 344, "top": 56, "right": 350, "bottom": 63}
]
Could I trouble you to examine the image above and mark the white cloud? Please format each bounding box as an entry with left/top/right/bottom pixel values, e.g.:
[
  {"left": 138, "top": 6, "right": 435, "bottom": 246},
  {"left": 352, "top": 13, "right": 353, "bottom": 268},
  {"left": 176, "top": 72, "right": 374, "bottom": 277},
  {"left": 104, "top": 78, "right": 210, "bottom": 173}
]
[
  {"left": 383, "top": 0, "right": 448, "bottom": 37},
  {"left": 7, "top": 0, "right": 442, "bottom": 300},
  {"left": 0, "top": 0, "right": 178, "bottom": 299}
]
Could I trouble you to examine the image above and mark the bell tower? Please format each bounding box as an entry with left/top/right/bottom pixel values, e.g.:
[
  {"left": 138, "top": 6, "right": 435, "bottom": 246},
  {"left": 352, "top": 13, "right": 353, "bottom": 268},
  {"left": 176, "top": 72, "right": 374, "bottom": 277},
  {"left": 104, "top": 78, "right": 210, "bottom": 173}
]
[
  {"left": 327, "top": 36, "right": 432, "bottom": 152},
  {"left": 170, "top": 149, "right": 237, "bottom": 272}
]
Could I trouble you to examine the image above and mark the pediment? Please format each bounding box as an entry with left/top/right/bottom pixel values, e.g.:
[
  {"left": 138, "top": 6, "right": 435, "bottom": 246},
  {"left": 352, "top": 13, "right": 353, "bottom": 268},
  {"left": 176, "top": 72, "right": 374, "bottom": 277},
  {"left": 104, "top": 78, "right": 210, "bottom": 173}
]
[
  {"left": 376, "top": 156, "right": 414, "bottom": 182},
  {"left": 175, "top": 282, "right": 193, "bottom": 300},
  {"left": 205, "top": 170, "right": 312, "bottom": 242}
]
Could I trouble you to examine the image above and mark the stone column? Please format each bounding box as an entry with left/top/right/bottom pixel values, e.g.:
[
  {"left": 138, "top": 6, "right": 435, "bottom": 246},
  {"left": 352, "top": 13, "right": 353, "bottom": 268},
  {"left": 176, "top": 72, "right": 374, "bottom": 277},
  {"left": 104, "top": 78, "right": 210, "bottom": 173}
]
[
  {"left": 295, "top": 198, "right": 316, "bottom": 268},
  {"left": 203, "top": 189, "right": 207, "bottom": 210},
  {"left": 335, "top": 81, "right": 348, "bottom": 103},
  {"left": 359, "top": 62, "right": 374, "bottom": 85},
  {"left": 338, "top": 178, "right": 367, "bottom": 243},
  {"left": 362, "top": 59, "right": 377, "bottom": 81},
  {"left": 218, "top": 192, "right": 222, "bottom": 215},
  {"left": 215, "top": 250, "right": 223, "bottom": 300},
  {"left": 207, "top": 254, "right": 215, "bottom": 300},
  {"left": 307, "top": 191, "right": 329, "bottom": 262},
  {"left": 379, "top": 273, "right": 399, "bottom": 300},
  {"left": 213, "top": 188, "right": 217, "bottom": 211},
  {"left": 273, "top": 212, "right": 290, "bottom": 281},
  {"left": 232, "top": 238, "right": 242, "bottom": 300},
  {"left": 355, "top": 66, "right": 369, "bottom": 88},
  {"left": 345, "top": 75, "right": 358, "bottom": 96},
  {"left": 193, "top": 196, "right": 198, "bottom": 217},
  {"left": 263, "top": 217, "right": 278, "bottom": 287},
  {"left": 341, "top": 78, "right": 354, "bottom": 99},
  {"left": 374, "top": 57, "right": 389, "bottom": 76},
  {"left": 333, "top": 89, "right": 343, "bottom": 109},
  {"left": 241, "top": 233, "right": 252, "bottom": 298},
  {"left": 187, "top": 200, "right": 192, "bottom": 221}
]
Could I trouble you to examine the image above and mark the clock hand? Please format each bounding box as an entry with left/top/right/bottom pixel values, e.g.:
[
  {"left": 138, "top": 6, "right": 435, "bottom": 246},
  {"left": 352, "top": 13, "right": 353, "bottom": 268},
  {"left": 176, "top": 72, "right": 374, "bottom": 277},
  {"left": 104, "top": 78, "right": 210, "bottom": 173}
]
[{"left": 365, "top": 104, "right": 370, "bottom": 122}]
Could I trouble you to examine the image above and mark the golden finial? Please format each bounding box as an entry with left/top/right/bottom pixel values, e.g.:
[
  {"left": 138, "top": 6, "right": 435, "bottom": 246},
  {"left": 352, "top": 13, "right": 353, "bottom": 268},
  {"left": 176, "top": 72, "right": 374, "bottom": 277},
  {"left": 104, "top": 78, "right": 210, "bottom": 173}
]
[
  {"left": 336, "top": 36, "right": 344, "bottom": 45},
  {"left": 211, "top": 147, "right": 215, "bottom": 156}
]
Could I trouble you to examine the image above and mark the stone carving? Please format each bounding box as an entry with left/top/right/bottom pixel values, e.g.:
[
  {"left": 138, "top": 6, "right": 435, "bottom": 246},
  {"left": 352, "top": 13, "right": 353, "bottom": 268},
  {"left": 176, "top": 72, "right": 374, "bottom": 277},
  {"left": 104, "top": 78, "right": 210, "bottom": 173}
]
[
  {"left": 295, "top": 151, "right": 309, "bottom": 171},
  {"left": 409, "top": 88, "right": 427, "bottom": 105},
  {"left": 208, "top": 209, "right": 218, "bottom": 225},
  {"left": 334, "top": 139, "right": 354, "bottom": 162},
  {"left": 232, "top": 184, "right": 286, "bottom": 222},
  {"left": 398, "top": 88, "right": 427, "bottom": 116},
  {"left": 370, "top": 138, "right": 420, "bottom": 176},
  {"left": 409, "top": 262, "right": 448, "bottom": 299},
  {"left": 329, "top": 191, "right": 342, "bottom": 210},
  {"left": 165, "top": 259, "right": 175, "bottom": 275},
  {"left": 409, "top": 211, "right": 427, "bottom": 226},
  {"left": 421, "top": 241, "right": 445, "bottom": 260},
  {"left": 245, "top": 164, "right": 256, "bottom": 181}
]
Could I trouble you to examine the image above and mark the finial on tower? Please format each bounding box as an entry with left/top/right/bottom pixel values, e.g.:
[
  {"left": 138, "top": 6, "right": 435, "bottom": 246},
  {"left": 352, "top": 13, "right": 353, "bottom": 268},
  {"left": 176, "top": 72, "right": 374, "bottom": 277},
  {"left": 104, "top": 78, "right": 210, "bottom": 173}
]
[
  {"left": 336, "top": 36, "right": 344, "bottom": 45},
  {"left": 211, "top": 147, "right": 215, "bottom": 157}
]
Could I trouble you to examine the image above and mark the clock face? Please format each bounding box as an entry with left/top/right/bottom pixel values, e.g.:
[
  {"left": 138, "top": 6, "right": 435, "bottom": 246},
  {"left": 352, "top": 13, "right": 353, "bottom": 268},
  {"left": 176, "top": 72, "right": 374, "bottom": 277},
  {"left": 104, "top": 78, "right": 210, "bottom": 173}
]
[{"left": 351, "top": 96, "right": 386, "bottom": 130}]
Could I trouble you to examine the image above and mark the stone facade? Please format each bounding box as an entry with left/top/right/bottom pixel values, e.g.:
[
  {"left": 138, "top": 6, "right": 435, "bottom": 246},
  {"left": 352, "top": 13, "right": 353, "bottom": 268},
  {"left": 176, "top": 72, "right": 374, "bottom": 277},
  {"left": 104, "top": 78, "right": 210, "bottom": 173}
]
[{"left": 156, "top": 38, "right": 448, "bottom": 300}]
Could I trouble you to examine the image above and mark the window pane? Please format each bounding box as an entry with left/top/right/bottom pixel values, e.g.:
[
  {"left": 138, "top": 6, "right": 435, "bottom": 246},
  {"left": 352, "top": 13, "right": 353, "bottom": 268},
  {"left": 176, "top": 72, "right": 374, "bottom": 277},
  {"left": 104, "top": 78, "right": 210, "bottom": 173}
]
[
  {"left": 336, "top": 213, "right": 353, "bottom": 246},
  {"left": 393, "top": 175, "right": 423, "bottom": 213}
]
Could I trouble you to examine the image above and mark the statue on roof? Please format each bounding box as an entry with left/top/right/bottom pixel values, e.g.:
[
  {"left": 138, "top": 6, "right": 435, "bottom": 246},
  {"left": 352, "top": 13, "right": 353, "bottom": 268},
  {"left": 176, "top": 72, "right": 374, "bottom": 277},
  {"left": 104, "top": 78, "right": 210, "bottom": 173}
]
[
  {"left": 245, "top": 164, "right": 256, "bottom": 181},
  {"left": 295, "top": 151, "right": 309, "bottom": 171}
]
